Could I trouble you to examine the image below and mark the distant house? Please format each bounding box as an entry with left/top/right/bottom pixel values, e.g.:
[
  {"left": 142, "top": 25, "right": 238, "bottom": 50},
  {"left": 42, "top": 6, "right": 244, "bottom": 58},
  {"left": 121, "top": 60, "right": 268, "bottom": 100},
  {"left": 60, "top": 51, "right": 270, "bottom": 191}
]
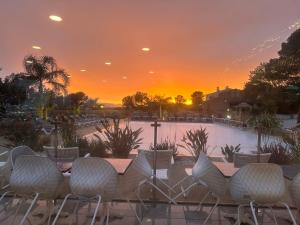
[{"left": 203, "top": 87, "right": 244, "bottom": 117}]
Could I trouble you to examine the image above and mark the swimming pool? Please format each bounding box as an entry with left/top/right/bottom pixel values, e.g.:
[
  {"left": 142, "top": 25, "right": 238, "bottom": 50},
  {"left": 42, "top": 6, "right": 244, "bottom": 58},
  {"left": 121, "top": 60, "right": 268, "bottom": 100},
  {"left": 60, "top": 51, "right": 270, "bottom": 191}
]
[{"left": 129, "top": 121, "right": 264, "bottom": 157}]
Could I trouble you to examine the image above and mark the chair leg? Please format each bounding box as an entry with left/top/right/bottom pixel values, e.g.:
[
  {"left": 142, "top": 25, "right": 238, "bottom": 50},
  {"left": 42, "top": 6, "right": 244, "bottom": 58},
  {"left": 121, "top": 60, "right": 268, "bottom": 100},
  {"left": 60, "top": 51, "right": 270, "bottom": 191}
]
[
  {"left": 280, "top": 202, "right": 298, "bottom": 225},
  {"left": 9, "top": 198, "right": 26, "bottom": 225},
  {"left": 196, "top": 191, "right": 211, "bottom": 211},
  {"left": 202, "top": 196, "right": 220, "bottom": 225},
  {"left": 51, "top": 193, "right": 72, "bottom": 225},
  {"left": 267, "top": 206, "right": 278, "bottom": 225},
  {"left": 47, "top": 201, "right": 55, "bottom": 225},
  {"left": 106, "top": 204, "right": 110, "bottom": 225},
  {"left": 19, "top": 193, "right": 40, "bottom": 225},
  {"left": 155, "top": 178, "right": 176, "bottom": 193},
  {"left": 250, "top": 201, "right": 259, "bottom": 225},
  {"left": 126, "top": 199, "right": 143, "bottom": 225},
  {"left": 0, "top": 191, "right": 12, "bottom": 203},
  {"left": 171, "top": 182, "right": 199, "bottom": 202},
  {"left": 236, "top": 205, "right": 244, "bottom": 225},
  {"left": 91, "top": 195, "right": 101, "bottom": 225},
  {"left": 171, "top": 175, "right": 191, "bottom": 189},
  {"left": 146, "top": 181, "right": 177, "bottom": 204}
]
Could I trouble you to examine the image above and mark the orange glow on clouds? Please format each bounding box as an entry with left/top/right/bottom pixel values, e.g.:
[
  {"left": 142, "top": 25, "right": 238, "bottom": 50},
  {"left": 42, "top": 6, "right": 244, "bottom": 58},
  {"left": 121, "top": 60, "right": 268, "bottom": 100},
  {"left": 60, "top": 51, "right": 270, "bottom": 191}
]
[{"left": 1, "top": 1, "right": 300, "bottom": 104}]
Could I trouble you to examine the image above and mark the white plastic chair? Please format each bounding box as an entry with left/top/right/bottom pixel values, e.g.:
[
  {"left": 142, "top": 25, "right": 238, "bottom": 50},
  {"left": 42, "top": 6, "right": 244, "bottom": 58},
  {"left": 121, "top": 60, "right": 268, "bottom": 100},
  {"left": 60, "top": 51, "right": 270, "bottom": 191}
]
[
  {"left": 230, "top": 163, "right": 297, "bottom": 225},
  {"left": 171, "top": 153, "right": 228, "bottom": 225},
  {"left": 52, "top": 157, "right": 118, "bottom": 225},
  {"left": 0, "top": 155, "right": 64, "bottom": 225},
  {"left": 138, "top": 149, "right": 175, "bottom": 193}
]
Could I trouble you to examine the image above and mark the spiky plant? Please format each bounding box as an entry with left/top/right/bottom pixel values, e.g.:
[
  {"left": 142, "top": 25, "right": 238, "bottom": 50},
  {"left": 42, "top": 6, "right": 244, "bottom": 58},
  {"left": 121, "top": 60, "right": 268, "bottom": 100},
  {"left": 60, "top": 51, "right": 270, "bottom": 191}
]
[
  {"left": 94, "top": 119, "right": 143, "bottom": 158},
  {"left": 178, "top": 128, "right": 208, "bottom": 161},
  {"left": 221, "top": 144, "right": 241, "bottom": 162}
]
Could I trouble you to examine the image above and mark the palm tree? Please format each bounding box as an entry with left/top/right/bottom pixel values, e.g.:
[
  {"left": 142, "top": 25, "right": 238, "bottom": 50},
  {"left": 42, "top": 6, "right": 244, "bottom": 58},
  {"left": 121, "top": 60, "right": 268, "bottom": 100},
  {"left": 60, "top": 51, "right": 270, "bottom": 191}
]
[{"left": 23, "top": 55, "right": 70, "bottom": 118}]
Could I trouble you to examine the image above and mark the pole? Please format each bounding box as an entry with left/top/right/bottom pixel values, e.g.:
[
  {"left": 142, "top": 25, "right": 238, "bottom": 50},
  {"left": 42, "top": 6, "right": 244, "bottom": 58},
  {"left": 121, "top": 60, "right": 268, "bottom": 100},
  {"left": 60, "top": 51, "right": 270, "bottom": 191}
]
[
  {"left": 257, "top": 128, "right": 261, "bottom": 163},
  {"left": 151, "top": 120, "right": 161, "bottom": 204}
]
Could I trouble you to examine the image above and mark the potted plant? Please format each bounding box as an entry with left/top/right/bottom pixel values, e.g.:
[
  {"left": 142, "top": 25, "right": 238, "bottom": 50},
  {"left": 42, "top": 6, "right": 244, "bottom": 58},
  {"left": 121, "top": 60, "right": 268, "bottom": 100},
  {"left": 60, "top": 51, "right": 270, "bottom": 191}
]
[
  {"left": 248, "top": 112, "right": 280, "bottom": 162},
  {"left": 178, "top": 128, "right": 208, "bottom": 161},
  {"left": 221, "top": 144, "right": 241, "bottom": 162},
  {"left": 95, "top": 119, "right": 143, "bottom": 158}
]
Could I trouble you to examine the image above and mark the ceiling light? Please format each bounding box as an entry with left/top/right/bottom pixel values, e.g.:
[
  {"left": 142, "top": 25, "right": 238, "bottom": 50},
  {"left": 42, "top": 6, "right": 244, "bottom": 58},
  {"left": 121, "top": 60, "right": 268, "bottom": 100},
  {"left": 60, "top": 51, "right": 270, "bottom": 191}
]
[
  {"left": 26, "top": 60, "right": 33, "bottom": 64},
  {"left": 105, "top": 62, "right": 111, "bottom": 66},
  {"left": 122, "top": 76, "right": 127, "bottom": 80},
  {"left": 149, "top": 71, "right": 155, "bottom": 74},
  {"left": 49, "top": 15, "right": 63, "bottom": 22},
  {"left": 32, "top": 46, "right": 41, "bottom": 50},
  {"left": 80, "top": 69, "right": 86, "bottom": 72}
]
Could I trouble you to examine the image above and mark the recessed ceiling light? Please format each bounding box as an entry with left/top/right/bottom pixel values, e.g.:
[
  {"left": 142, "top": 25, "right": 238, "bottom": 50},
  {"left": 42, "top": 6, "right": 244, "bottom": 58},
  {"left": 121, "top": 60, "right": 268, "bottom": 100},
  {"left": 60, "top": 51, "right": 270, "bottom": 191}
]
[
  {"left": 80, "top": 69, "right": 86, "bottom": 72},
  {"left": 142, "top": 47, "right": 150, "bottom": 52},
  {"left": 149, "top": 71, "right": 155, "bottom": 74},
  {"left": 67, "top": 75, "right": 71, "bottom": 78},
  {"left": 105, "top": 62, "right": 111, "bottom": 66},
  {"left": 32, "top": 46, "right": 41, "bottom": 50},
  {"left": 49, "top": 15, "right": 63, "bottom": 22},
  {"left": 122, "top": 76, "right": 127, "bottom": 80},
  {"left": 26, "top": 60, "right": 33, "bottom": 64}
]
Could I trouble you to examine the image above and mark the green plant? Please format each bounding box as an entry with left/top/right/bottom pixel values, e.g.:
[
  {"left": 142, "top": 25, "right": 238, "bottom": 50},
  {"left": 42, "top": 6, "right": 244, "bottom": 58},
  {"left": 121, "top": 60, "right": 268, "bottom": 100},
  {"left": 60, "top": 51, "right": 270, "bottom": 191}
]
[
  {"left": 178, "top": 128, "right": 208, "bottom": 161},
  {"left": 261, "top": 143, "right": 291, "bottom": 165},
  {"left": 248, "top": 112, "right": 281, "bottom": 154},
  {"left": 95, "top": 119, "right": 143, "bottom": 158},
  {"left": 0, "top": 118, "right": 50, "bottom": 151},
  {"left": 221, "top": 144, "right": 241, "bottom": 162},
  {"left": 60, "top": 120, "right": 77, "bottom": 147},
  {"left": 76, "top": 138, "right": 107, "bottom": 158},
  {"left": 149, "top": 138, "right": 178, "bottom": 156}
]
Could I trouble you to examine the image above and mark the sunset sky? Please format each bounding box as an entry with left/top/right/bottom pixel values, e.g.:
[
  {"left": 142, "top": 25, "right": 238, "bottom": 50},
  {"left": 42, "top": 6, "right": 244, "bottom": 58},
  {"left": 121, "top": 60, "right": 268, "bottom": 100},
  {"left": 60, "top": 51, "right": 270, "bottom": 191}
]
[{"left": 1, "top": 0, "right": 300, "bottom": 104}]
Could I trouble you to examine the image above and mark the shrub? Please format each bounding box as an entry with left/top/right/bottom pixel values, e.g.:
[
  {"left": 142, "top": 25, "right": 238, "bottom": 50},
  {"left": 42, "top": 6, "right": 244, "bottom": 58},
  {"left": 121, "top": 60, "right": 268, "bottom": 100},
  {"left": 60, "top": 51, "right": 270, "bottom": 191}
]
[
  {"left": 178, "top": 128, "right": 208, "bottom": 161},
  {"left": 95, "top": 119, "right": 143, "bottom": 158},
  {"left": 60, "top": 120, "right": 77, "bottom": 147},
  {"left": 76, "top": 138, "right": 107, "bottom": 158},
  {"left": 261, "top": 143, "right": 291, "bottom": 165},
  {"left": 221, "top": 144, "right": 241, "bottom": 162},
  {"left": 0, "top": 118, "right": 50, "bottom": 151},
  {"left": 149, "top": 138, "right": 178, "bottom": 157}
]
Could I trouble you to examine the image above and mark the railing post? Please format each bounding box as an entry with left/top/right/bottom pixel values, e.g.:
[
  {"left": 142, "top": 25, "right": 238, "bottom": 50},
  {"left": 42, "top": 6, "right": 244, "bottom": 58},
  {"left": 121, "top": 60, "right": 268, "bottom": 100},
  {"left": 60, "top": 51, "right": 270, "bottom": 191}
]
[{"left": 151, "top": 120, "right": 161, "bottom": 205}]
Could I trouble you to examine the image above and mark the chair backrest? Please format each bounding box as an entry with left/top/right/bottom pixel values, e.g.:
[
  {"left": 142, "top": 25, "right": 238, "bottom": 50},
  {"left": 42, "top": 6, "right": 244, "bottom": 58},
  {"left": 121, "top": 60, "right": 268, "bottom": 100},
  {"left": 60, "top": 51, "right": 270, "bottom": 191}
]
[
  {"left": 10, "top": 145, "right": 35, "bottom": 170},
  {"left": 119, "top": 151, "right": 153, "bottom": 196},
  {"left": 230, "top": 163, "right": 285, "bottom": 204},
  {"left": 233, "top": 152, "right": 271, "bottom": 168},
  {"left": 43, "top": 146, "right": 79, "bottom": 163},
  {"left": 9, "top": 155, "right": 64, "bottom": 199},
  {"left": 192, "top": 153, "right": 228, "bottom": 197},
  {"left": 70, "top": 157, "right": 118, "bottom": 199},
  {"left": 290, "top": 172, "right": 300, "bottom": 209},
  {"left": 138, "top": 149, "right": 173, "bottom": 169}
]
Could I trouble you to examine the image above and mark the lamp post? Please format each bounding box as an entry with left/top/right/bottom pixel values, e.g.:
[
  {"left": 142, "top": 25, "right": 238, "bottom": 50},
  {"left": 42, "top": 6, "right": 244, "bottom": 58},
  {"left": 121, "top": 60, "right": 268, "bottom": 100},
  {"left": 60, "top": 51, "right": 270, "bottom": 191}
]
[{"left": 151, "top": 120, "right": 161, "bottom": 203}]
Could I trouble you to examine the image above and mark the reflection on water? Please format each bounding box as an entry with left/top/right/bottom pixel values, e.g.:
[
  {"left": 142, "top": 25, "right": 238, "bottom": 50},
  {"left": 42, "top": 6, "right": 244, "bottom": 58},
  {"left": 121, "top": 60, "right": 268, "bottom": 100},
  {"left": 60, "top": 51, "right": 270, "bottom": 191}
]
[
  {"left": 129, "top": 121, "right": 259, "bottom": 157},
  {"left": 85, "top": 121, "right": 278, "bottom": 157}
]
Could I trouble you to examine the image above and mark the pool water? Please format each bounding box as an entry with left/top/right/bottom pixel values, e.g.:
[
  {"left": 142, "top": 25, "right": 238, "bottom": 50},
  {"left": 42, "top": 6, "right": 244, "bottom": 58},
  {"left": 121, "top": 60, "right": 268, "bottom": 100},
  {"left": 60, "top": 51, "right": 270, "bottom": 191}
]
[{"left": 85, "top": 121, "right": 278, "bottom": 157}]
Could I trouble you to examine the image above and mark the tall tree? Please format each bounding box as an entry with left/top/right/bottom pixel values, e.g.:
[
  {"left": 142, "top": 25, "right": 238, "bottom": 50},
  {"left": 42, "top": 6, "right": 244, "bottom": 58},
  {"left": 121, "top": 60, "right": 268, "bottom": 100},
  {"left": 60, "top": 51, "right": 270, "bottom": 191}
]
[
  {"left": 23, "top": 55, "right": 70, "bottom": 118},
  {"left": 244, "top": 28, "right": 300, "bottom": 114},
  {"left": 122, "top": 96, "right": 134, "bottom": 109},
  {"left": 175, "top": 95, "right": 186, "bottom": 105},
  {"left": 133, "top": 91, "right": 149, "bottom": 107},
  {"left": 67, "top": 92, "right": 88, "bottom": 114},
  {"left": 191, "top": 91, "right": 204, "bottom": 109}
]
